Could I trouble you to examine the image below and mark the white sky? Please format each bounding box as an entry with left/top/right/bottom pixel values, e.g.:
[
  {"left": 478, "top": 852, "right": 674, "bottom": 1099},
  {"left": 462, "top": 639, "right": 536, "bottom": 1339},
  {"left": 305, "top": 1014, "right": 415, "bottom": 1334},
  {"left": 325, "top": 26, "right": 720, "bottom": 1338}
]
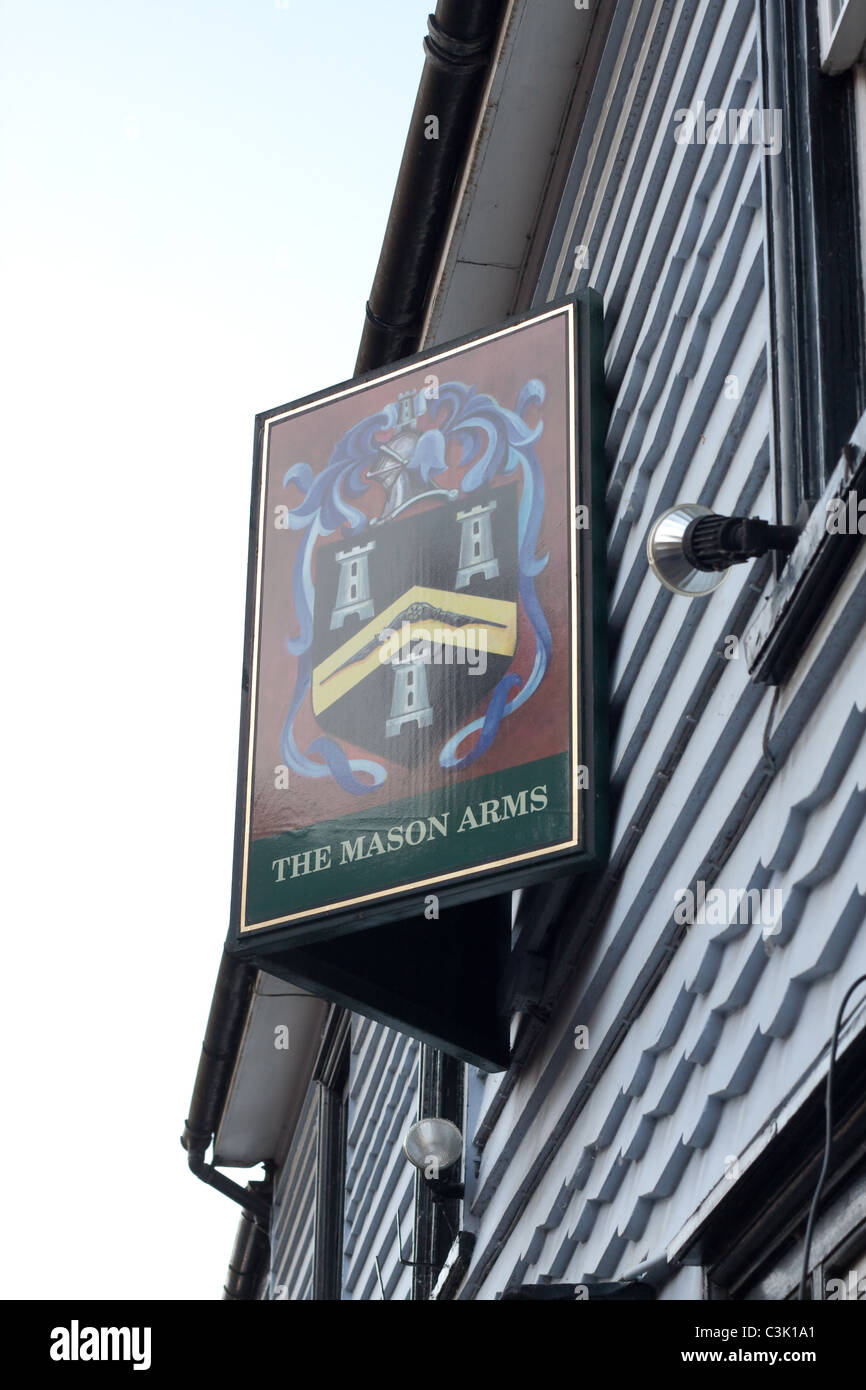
[{"left": 0, "top": 0, "right": 431, "bottom": 1299}]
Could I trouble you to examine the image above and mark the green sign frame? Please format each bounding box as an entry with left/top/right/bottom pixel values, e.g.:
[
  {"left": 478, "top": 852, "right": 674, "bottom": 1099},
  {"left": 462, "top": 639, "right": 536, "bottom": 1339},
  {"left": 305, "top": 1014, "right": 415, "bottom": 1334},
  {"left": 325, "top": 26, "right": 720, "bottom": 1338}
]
[{"left": 225, "top": 292, "right": 607, "bottom": 1068}]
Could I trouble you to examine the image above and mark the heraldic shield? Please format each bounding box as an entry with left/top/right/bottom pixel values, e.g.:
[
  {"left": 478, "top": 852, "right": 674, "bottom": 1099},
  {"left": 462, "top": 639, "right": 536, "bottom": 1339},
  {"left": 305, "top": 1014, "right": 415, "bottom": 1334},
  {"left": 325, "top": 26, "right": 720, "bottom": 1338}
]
[
  {"left": 310, "top": 479, "right": 519, "bottom": 768},
  {"left": 228, "top": 295, "right": 610, "bottom": 1069},
  {"left": 232, "top": 292, "right": 611, "bottom": 982}
]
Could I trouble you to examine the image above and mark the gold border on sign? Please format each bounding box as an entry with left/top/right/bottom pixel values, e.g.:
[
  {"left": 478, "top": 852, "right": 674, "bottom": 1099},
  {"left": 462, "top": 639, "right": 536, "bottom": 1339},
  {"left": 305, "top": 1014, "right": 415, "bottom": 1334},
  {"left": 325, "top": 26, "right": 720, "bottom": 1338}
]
[{"left": 240, "top": 303, "right": 579, "bottom": 932}]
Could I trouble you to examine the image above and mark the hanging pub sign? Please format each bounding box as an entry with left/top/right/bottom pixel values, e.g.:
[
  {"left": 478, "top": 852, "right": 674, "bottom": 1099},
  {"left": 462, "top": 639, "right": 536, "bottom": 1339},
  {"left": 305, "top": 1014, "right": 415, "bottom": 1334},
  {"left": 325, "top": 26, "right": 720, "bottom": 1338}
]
[{"left": 228, "top": 293, "right": 607, "bottom": 975}]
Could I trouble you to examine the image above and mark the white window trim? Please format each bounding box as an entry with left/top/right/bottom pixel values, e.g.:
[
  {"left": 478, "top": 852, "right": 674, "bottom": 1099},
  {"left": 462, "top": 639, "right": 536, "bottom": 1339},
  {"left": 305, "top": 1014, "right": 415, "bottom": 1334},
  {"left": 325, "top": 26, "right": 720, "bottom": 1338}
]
[
  {"left": 743, "top": 409, "right": 866, "bottom": 683},
  {"left": 819, "top": 0, "right": 866, "bottom": 75},
  {"left": 854, "top": 64, "right": 866, "bottom": 285}
]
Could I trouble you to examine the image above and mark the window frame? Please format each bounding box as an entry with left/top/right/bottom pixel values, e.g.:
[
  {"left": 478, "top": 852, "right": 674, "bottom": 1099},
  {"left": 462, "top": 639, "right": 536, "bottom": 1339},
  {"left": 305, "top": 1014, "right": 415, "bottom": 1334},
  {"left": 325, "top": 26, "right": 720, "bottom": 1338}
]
[
  {"left": 730, "top": 1169, "right": 866, "bottom": 1300},
  {"left": 818, "top": 0, "right": 866, "bottom": 74},
  {"left": 312, "top": 1008, "right": 351, "bottom": 1300},
  {"left": 672, "top": 1014, "right": 866, "bottom": 1300},
  {"left": 747, "top": 0, "right": 866, "bottom": 683}
]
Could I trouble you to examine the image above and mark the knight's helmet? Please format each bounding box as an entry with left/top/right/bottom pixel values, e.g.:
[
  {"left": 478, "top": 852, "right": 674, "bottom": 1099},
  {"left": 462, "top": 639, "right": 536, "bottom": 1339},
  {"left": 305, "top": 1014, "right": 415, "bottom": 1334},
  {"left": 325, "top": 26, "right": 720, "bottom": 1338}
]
[{"left": 368, "top": 391, "right": 420, "bottom": 521}]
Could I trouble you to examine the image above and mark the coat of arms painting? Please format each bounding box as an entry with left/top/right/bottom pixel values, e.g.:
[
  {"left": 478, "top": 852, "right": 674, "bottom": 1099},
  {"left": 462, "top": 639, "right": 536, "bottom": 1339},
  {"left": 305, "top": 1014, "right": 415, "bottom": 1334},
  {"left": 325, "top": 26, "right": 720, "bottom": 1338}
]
[{"left": 234, "top": 300, "right": 604, "bottom": 941}]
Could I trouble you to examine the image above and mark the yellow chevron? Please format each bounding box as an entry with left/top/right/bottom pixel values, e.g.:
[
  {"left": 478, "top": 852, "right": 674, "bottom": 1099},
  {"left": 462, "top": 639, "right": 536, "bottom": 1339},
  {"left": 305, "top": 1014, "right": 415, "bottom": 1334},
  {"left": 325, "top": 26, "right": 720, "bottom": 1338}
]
[{"left": 312, "top": 585, "right": 516, "bottom": 714}]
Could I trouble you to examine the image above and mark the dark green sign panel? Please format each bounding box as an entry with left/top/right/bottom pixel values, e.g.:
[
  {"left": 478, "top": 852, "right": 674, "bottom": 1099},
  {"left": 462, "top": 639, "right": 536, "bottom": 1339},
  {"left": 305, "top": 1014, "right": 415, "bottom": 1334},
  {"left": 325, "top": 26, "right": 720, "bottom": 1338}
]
[{"left": 226, "top": 294, "right": 607, "bottom": 1070}]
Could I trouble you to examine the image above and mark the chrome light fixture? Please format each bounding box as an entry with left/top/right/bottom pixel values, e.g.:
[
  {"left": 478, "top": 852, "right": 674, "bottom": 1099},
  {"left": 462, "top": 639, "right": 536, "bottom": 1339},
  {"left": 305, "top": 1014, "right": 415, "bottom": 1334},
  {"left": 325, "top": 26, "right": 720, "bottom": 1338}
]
[
  {"left": 403, "top": 1117, "right": 464, "bottom": 1199},
  {"left": 647, "top": 503, "right": 800, "bottom": 597}
]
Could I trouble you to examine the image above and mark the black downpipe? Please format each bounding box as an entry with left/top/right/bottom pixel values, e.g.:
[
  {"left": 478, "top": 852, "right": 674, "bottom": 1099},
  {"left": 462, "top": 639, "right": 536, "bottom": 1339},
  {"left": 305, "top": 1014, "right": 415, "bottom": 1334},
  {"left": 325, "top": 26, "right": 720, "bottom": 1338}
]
[
  {"left": 181, "top": 948, "right": 269, "bottom": 1222},
  {"left": 222, "top": 1178, "right": 273, "bottom": 1300},
  {"left": 186, "top": 1144, "right": 270, "bottom": 1224},
  {"left": 355, "top": 0, "right": 507, "bottom": 373},
  {"left": 188, "top": 0, "right": 505, "bottom": 1294}
]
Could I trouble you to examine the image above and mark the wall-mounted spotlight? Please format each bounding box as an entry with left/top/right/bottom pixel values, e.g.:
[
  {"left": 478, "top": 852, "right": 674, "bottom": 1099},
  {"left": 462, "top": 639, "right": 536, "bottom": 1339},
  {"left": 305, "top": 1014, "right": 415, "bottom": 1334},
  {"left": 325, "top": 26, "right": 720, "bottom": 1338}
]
[
  {"left": 403, "top": 1118, "right": 464, "bottom": 1200},
  {"left": 647, "top": 503, "right": 800, "bottom": 597}
]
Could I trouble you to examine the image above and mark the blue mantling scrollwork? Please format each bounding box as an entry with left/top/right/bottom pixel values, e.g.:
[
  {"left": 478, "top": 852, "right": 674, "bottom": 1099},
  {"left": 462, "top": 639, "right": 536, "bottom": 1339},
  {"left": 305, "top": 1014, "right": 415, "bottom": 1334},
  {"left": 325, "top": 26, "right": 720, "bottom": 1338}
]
[{"left": 278, "top": 380, "right": 550, "bottom": 794}]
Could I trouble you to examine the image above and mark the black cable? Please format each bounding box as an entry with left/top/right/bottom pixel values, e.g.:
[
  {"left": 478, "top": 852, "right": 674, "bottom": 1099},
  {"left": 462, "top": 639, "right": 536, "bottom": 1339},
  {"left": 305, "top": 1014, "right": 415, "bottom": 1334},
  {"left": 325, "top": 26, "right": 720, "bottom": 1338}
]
[
  {"left": 798, "top": 973, "right": 866, "bottom": 1300},
  {"left": 437, "top": 1199, "right": 458, "bottom": 1247},
  {"left": 761, "top": 685, "right": 782, "bottom": 775}
]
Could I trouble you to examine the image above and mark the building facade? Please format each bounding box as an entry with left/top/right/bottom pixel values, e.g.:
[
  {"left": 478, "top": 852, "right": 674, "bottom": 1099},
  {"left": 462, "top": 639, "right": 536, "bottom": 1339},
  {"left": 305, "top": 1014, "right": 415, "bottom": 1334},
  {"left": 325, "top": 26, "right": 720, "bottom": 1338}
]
[{"left": 184, "top": 0, "right": 866, "bottom": 1301}]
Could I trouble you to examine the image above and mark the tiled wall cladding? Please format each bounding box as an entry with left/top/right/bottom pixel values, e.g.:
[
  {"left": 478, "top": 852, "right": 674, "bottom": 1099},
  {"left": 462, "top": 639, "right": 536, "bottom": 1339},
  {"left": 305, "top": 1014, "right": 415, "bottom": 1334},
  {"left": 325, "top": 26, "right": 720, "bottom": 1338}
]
[
  {"left": 342, "top": 1018, "right": 420, "bottom": 1300},
  {"left": 458, "top": 0, "right": 866, "bottom": 1298},
  {"left": 270, "top": 1085, "right": 318, "bottom": 1300},
  {"left": 269, "top": 1020, "right": 421, "bottom": 1301},
  {"left": 268, "top": 0, "right": 866, "bottom": 1299}
]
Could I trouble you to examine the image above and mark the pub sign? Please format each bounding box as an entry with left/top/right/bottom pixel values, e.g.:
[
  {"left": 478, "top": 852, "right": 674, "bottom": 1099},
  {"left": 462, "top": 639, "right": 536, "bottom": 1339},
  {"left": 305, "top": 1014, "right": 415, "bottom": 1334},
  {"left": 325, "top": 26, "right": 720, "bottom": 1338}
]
[{"left": 228, "top": 294, "right": 607, "bottom": 957}]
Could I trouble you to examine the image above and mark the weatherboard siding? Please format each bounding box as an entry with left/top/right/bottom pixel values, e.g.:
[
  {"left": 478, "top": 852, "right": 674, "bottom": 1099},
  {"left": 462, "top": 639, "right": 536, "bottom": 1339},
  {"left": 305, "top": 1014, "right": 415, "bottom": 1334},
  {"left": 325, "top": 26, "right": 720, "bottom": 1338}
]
[
  {"left": 266, "top": 1019, "right": 420, "bottom": 1300},
  {"left": 342, "top": 1018, "right": 419, "bottom": 1300},
  {"left": 269, "top": 1084, "right": 318, "bottom": 1300},
  {"left": 266, "top": 0, "right": 866, "bottom": 1298},
  {"left": 452, "top": 0, "right": 866, "bottom": 1297}
]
